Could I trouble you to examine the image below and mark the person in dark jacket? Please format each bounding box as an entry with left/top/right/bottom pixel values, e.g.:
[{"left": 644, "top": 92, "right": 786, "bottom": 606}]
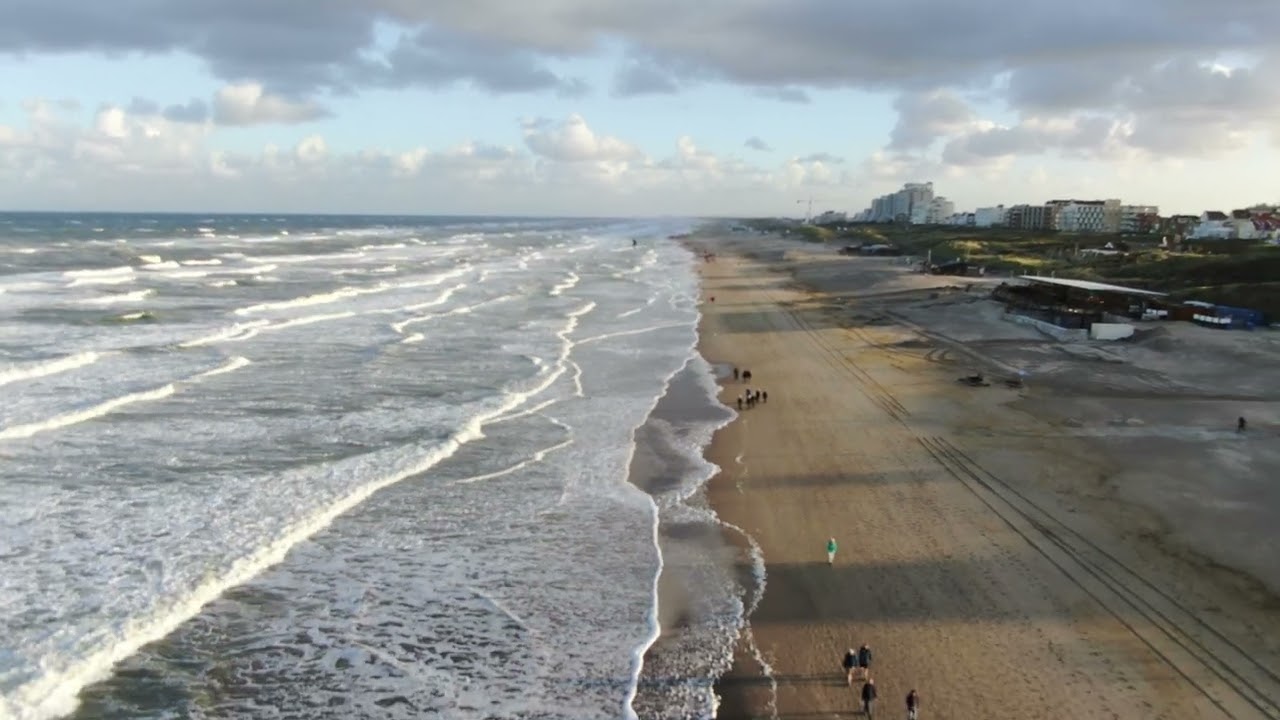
[
  {"left": 906, "top": 689, "right": 919, "bottom": 719},
  {"left": 841, "top": 648, "right": 857, "bottom": 686},
  {"left": 857, "top": 643, "right": 872, "bottom": 679},
  {"left": 861, "top": 678, "right": 877, "bottom": 717}
]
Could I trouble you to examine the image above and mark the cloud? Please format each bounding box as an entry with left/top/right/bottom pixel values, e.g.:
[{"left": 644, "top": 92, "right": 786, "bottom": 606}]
[
  {"left": 212, "top": 83, "right": 328, "bottom": 125},
  {"left": 522, "top": 114, "right": 642, "bottom": 163},
  {"left": 744, "top": 136, "right": 772, "bottom": 151},
  {"left": 797, "top": 152, "right": 843, "bottom": 164},
  {"left": 756, "top": 87, "right": 810, "bottom": 104},
  {"left": 0, "top": 104, "right": 857, "bottom": 214},
  {"left": 363, "top": 26, "right": 583, "bottom": 94},
  {"left": 888, "top": 89, "right": 979, "bottom": 150},
  {"left": 163, "top": 99, "right": 210, "bottom": 123},
  {"left": 614, "top": 58, "right": 681, "bottom": 96}
]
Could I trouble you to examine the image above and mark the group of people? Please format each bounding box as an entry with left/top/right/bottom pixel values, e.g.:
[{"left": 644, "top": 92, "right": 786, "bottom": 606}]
[
  {"left": 834, "top": 562, "right": 921, "bottom": 718},
  {"left": 732, "top": 367, "right": 767, "bottom": 410}
]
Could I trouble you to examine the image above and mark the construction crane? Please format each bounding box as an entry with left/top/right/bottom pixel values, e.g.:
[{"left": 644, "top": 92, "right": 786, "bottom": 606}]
[{"left": 796, "top": 195, "right": 825, "bottom": 224}]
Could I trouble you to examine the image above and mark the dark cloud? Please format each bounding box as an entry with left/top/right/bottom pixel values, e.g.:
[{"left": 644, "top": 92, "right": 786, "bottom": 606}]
[
  {"left": 614, "top": 59, "right": 681, "bottom": 96},
  {"left": 744, "top": 136, "right": 772, "bottom": 151},
  {"left": 888, "top": 90, "right": 976, "bottom": 149},
  {"left": 6, "top": 0, "right": 1275, "bottom": 98},
  {"left": 163, "top": 99, "right": 210, "bottom": 123},
  {"left": 361, "top": 27, "right": 579, "bottom": 94},
  {"left": 756, "top": 87, "right": 810, "bottom": 103},
  {"left": 126, "top": 97, "right": 159, "bottom": 115}
]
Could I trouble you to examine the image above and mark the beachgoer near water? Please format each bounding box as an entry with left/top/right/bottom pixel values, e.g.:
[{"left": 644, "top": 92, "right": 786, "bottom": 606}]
[
  {"left": 761, "top": 390, "right": 768, "bottom": 403},
  {"left": 827, "top": 537, "right": 838, "bottom": 565},
  {"left": 842, "top": 648, "right": 858, "bottom": 686},
  {"left": 733, "top": 367, "right": 740, "bottom": 381},
  {"left": 737, "top": 396, "right": 743, "bottom": 410},
  {"left": 906, "top": 689, "right": 920, "bottom": 720},
  {"left": 861, "top": 678, "right": 877, "bottom": 717},
  {"left": 1238, "top": 416, "right": 1247, "bottom": 432},
  {"left": 857, "top": 644, "right": 872, "bottom": 679},
  {"left": 742, "top": 369, "right": 752, "bottom": 382}
]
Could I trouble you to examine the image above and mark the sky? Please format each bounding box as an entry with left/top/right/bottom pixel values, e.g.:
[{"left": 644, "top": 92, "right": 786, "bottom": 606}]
[{"left": 1, "top": 1, "right": 1278, "bottom": 217}]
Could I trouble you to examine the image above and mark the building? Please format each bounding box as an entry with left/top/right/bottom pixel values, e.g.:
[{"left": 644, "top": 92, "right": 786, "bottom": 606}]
[
  {"left": 1120, "top": 205, "right": 1160, "bottom": 234},
  {"left": 910, "top": 195, "right": 955, "bottom": 224},
  {"left": 1190, "top": 210, "right": 1234, "bottom": 240},
  {"left": 1006, "top": 204, "right": 1057, "bottom": 231},
  {"left": 974, "top": 205, "right": 1007, "bottom": 227},
  {"left": 861, "top": 181, "right": 935, "bottom": 223},
  {"left": 1048, "top": 199, "right": 1122, "bottom": 233}
]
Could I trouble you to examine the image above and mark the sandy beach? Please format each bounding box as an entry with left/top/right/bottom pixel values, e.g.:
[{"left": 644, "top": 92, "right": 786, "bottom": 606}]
[{"left": 691, "top": 232, "right": 1280, "bottom": 719}]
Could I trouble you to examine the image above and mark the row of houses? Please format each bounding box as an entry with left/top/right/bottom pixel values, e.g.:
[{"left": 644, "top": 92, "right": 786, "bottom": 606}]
[{"left": 850, "top": 182, "right": 1280, "bottom": 241}]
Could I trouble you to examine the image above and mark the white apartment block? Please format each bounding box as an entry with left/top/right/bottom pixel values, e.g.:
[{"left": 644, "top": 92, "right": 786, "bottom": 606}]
[
  {"left": 1050, "top": 199, "right": 1121, "bottom": 233},
  {"left": 974, "top": 205, "right": 1007, "bottom": 227},
  {"left": 862, "top": 181, "right": 935, "bottom": 222}
]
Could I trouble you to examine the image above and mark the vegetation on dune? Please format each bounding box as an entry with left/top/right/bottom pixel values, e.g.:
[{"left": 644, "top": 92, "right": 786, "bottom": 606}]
[{"left": 737, "top": 218, "right": 1280, "bottom": 319}]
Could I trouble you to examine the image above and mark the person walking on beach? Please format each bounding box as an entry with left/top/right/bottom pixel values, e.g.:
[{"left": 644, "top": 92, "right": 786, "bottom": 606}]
[
  {"left": 761, "top": 389, "right": 768, "bottom": 404},
  {"left": 733, "top": 367, "right": 740, "bottom": 381},
  {"left": 906, "top": 689, "right": 920, "bottom": 720},
  {"left": 842, "top": 648, "right": 858, "bottom": 686},
  {"left": 1238, "top": 416, "right": 1247, "bottom": 432},
  {"left": 827, "top": 537, "right": 838, "bottom": 565},
  {"left": 857, "top": 644, "right": 872, "bottom": 680},
  {"left": 736, "top": 395, "right": 743, "bottom": 410},
  {"left": 861, "top": 678, "right": 877, "bottom": 717}
]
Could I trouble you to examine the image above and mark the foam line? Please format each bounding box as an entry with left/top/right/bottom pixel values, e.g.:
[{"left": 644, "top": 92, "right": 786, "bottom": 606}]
[
  {"left": 0, "top": 357, "right": 253, "bottom": 442},
  {"left": 78, "top": 290, "right": 153, "bottom": 306},
  {"left": 0, "top": 352, "right": 102, "bottom": 389},
  {"left": 0, "top": 384, "right": 176, "bottom": 441},
  {"left": 576, "top": 322, "right": 689, "bottom": 346},
  {"left": 549, "top": 271, "right": 580, "bottom": 296}
]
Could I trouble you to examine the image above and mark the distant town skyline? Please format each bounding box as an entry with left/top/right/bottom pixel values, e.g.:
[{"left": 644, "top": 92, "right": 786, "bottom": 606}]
[{"left": 2, "top": 2, "right": 1278, "bottom": 216}]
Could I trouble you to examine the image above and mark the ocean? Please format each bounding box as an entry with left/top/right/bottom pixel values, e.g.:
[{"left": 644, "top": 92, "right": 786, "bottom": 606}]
[{"left": 0, "top": 213, "right": 745, "bottom": 719}]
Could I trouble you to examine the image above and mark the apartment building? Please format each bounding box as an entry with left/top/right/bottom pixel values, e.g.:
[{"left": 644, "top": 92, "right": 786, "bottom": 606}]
[
  {"left": 1005, "top": 203, "right": 1057, "bottom": 231},
  {"left": 974, "top": 205, "right": 1007, "bottom": 227},
  {"left": 1047, "top": 199, "right": 1122, "bottom": 233}
]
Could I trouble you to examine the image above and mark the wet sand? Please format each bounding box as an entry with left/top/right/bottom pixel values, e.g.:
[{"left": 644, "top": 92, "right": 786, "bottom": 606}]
[{"left": 692, "top": 233, "right": 1280, "bottom": 719}]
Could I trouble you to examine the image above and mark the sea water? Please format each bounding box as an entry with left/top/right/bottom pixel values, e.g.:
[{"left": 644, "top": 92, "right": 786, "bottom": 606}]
[{"left": 0, "top": 214, "right": 743, "bottom": 719}]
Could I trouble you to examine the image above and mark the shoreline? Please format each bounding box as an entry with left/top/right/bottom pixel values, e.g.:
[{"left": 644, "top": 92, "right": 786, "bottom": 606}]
[{"left": 688, "top": 231, "right": 1280, "bottom": 719}]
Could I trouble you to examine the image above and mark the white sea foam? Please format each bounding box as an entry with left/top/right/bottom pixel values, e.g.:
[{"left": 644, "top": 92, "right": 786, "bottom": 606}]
[
  {"left": 142, "top": 261, "right": 181, "bottom": 270},
  {"left": 0, "top": 384, "right": 176, "bottom": 441},
  {"left": 64, "top": 267, "right": 134, "bottom": 287},
  {"left": 78, "top": 289, "right": 153, "bottom": 306},
  {"left": 0, "top": 352, "right": 102, "bottom": 389},
  {"left": 180, "top": 320, "right": 272, "bottom": 348},
  {"left": 233, "top": 287, "right": 364, "bottom": 316},
  {"left": 549, "top": 271, "right": 579, "bottom": 297},
  {"left": 181, "top": 259, "right": 222, "bottom": 266}
]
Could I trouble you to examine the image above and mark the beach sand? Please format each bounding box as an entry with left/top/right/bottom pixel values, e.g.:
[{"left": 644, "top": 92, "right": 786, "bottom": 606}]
[{"left": 689, "top": 233, "right": 1280, "bottom": 719}]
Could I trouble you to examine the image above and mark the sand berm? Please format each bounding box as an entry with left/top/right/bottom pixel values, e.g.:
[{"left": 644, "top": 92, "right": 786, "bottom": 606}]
[{"left": 687, "top": 230, "right": 1280, "bottom": 720}]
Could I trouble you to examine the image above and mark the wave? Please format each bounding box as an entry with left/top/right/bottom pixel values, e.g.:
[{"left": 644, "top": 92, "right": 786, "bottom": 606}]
[
  {"left": 16, "top": 317, "right": 594, "bottom": 719},
  {"left": 180, "top": 320, "right": 271, "bottom": 348},
  {"left": 180, "top": 259, "right": 222, "bottom": 266},
  {"left": 0, "top": 357, "right": 253, "bottom": 442},
  {"left": 0, "top": 352, "right": 102, "bottom": 389},
  {"left": 65, "top": 267, "right": 135, "bottom": 287},
  {"left": 549, "top": 271, "right": 580, "bottom": 297},
  {"left": 233, "top": 287, "right": 364, "bottom": 316},
  {"left": 78, "top": 289, "right": 153, "bottom": 306},
  {"left": 244, "top": 251, "right": 365, "bottom": 265}
]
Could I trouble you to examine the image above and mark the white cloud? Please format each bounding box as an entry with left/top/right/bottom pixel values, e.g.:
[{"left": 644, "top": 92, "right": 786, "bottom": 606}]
[
  {"left": 212, "top": 83, "right": 328, "bottom": 126},
  {"left": 0, "top": 105, "right": 862, "bottom": 214},
  {"left": 522, "top": 114, "right": 642, "bottom": 162}
]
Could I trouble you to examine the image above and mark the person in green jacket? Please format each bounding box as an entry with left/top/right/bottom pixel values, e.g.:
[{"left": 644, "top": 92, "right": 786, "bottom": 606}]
[{"left": 826, "top": 537, "right": 838, "bottom": 565}]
